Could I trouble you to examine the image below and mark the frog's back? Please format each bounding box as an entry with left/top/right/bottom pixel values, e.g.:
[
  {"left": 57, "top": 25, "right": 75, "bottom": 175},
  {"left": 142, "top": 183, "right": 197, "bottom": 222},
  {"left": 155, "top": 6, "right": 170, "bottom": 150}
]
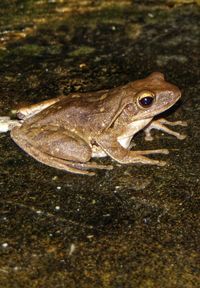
[{"left": 21, "top": 88, "right": 125, "bottom": 136}]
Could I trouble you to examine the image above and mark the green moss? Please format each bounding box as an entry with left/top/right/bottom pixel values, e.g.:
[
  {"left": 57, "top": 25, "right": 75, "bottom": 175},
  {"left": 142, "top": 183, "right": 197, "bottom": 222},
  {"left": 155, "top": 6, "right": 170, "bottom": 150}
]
[
  {"left": 68, "top": 45, "right": 95, "bottom": 57},
  {"left": 14, "top": 44, "right": 45, "bottom": 56}
]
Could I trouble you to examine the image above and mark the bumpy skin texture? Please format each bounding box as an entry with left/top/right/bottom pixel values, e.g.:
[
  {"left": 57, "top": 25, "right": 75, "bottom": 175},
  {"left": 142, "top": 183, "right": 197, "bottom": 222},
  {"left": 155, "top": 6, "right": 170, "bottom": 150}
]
[{"left": 7, "top": 72, "right": 186, "bottom": 175}]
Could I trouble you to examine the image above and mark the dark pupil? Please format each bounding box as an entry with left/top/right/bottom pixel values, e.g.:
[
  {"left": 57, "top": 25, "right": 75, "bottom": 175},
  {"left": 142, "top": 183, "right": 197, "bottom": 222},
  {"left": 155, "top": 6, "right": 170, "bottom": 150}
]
[{"left": 139, "top": 96, "right": 154, "bottom": 107}]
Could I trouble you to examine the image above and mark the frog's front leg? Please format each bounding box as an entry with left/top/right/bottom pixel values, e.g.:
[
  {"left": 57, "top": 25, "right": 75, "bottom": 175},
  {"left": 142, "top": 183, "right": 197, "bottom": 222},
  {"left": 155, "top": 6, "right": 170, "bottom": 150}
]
[
  {"left": 144, "top": 118, "right": 187, "bottom": 141},
  {"left": 96, "top": 132, "right": 169, "bottom": 166}
]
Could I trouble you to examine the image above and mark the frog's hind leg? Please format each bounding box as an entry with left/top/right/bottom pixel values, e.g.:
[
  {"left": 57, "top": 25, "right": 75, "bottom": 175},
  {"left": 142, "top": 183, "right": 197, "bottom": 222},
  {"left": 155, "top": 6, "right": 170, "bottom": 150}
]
[
  {"left": 21, "top": 143, "right": 99, "bottom": 176},
  {"left": 66, "top": 160, "right": 113, "bottom": 172},
  {"left": 13, "top": 142, "right": 112, "bottom": 176},
  {"left": 27, "top": 144, "right": 98, "bottom": 175},
  {"left": 10, "top": 126, "right": 112, "bottom": 175}
]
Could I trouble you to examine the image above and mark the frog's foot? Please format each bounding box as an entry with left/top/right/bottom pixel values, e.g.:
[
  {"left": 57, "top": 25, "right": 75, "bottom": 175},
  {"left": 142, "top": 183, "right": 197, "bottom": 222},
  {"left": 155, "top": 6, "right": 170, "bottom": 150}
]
[
  {"left": 113, "top": 150, "right": 168, "bottom": 167},
  {"left": 144, "top": 118, "right": 187, "bottom": 141},
  {"left": 72, "top": 161, "right": 113, "bottom": 171},
  {"left": 134, "top": 148, "right": 169, "bottom": 155},
  {"left": 47, "top": 157, "right": 113, "bottom": 176},
  {"left": 129, "top": 148, "right": 169, "bottom": 166},
  {"left": 0, "top": 116, "right": 21, "bottom": 133}
]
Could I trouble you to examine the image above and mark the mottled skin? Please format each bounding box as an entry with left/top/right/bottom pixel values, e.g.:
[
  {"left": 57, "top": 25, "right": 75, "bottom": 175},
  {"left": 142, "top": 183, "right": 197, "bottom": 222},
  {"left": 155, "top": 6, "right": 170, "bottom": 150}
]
[{"left": 0, "top": 72, "right": 187, "bottom": 175}]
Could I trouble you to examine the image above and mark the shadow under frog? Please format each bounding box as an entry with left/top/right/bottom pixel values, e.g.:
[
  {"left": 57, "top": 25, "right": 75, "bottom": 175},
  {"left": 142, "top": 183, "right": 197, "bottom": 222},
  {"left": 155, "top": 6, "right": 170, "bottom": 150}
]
[{"left": 0, "top": 72, "right": 187, "bottom": 175}]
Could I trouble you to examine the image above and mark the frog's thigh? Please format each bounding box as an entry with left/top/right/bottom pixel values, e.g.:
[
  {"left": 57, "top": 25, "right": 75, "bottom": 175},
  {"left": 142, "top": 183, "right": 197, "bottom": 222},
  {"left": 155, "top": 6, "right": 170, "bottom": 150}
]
[
  {"left": 12, "top": 135, "right": 95, "bottom": 175},
  {"left": 12, "top": 126, "right": 92, "bottom": 163},
  {"left": 55, "top": 130, "right": 92, "bottom": 162},
  {"left": 11, "top": 127, "right": 112, "bottom": 175},
  {"left": 40, "top": 130, "right": 92, "bottom": 163}
]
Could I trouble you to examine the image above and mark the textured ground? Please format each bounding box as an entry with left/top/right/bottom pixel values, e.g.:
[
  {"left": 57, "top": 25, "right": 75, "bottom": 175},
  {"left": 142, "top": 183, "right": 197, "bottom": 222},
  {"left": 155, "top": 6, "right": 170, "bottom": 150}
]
[{"left": 0, "top": 1, "right": 199, "bottom": 287}]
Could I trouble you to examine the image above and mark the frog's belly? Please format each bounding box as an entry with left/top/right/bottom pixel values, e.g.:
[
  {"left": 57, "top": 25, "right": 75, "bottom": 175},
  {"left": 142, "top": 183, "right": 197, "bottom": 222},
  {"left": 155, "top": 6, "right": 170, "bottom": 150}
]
[
  {"left": 92, "top": 145, "right": 107, "bottom": 158},
  {"left": 117, "top": 135, "right": 133, "bottom": 148}
]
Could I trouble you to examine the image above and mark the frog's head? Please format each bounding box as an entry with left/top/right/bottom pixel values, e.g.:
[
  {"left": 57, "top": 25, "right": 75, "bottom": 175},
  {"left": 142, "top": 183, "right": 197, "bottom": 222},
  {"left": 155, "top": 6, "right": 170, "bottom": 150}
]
[{"left": 124, "top": 72, "right": 181, "bottom": 121}]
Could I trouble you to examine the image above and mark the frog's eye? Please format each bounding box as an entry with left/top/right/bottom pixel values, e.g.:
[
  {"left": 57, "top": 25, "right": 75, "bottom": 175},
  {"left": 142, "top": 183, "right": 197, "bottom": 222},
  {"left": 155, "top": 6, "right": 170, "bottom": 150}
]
[{"left": 137, "top": 91, "right": 155, "bottom": 108}]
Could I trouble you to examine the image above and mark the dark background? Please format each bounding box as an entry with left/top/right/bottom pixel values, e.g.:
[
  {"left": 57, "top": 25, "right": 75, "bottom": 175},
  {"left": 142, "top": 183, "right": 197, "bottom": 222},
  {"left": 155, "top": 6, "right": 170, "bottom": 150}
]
[{"left": 0, "top": 1, "right": 199, "bottom": 287}]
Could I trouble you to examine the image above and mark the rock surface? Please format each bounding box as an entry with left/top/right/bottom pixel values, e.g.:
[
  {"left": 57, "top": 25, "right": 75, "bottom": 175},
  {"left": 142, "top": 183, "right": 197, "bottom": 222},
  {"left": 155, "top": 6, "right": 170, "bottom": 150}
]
[{"left": 0, "top": 1, "right": 199, "bottom": 287}]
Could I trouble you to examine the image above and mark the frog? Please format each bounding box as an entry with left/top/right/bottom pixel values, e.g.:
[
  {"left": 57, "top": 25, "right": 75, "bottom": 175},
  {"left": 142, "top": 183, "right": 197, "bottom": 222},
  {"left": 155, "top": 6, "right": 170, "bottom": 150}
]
[{"left": 0, "top": 72, "right": 187, "bottom": 175}]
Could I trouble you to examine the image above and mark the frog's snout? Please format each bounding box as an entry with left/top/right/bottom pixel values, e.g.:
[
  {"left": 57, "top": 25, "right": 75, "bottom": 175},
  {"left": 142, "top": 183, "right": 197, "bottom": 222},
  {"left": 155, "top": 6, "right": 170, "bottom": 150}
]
[
  {"left": 175, "top": 87, "right": 182, "bottom": 101},
  {"left": 170, "top": 85, "right": 181, "bottom": 102}
]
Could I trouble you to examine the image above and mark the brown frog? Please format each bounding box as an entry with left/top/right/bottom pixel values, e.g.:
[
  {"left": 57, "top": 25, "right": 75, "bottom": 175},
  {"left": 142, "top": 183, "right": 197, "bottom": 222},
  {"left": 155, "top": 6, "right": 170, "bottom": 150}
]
[{"left": 0, "top": 72, "right": 187, "bottom": 175}]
